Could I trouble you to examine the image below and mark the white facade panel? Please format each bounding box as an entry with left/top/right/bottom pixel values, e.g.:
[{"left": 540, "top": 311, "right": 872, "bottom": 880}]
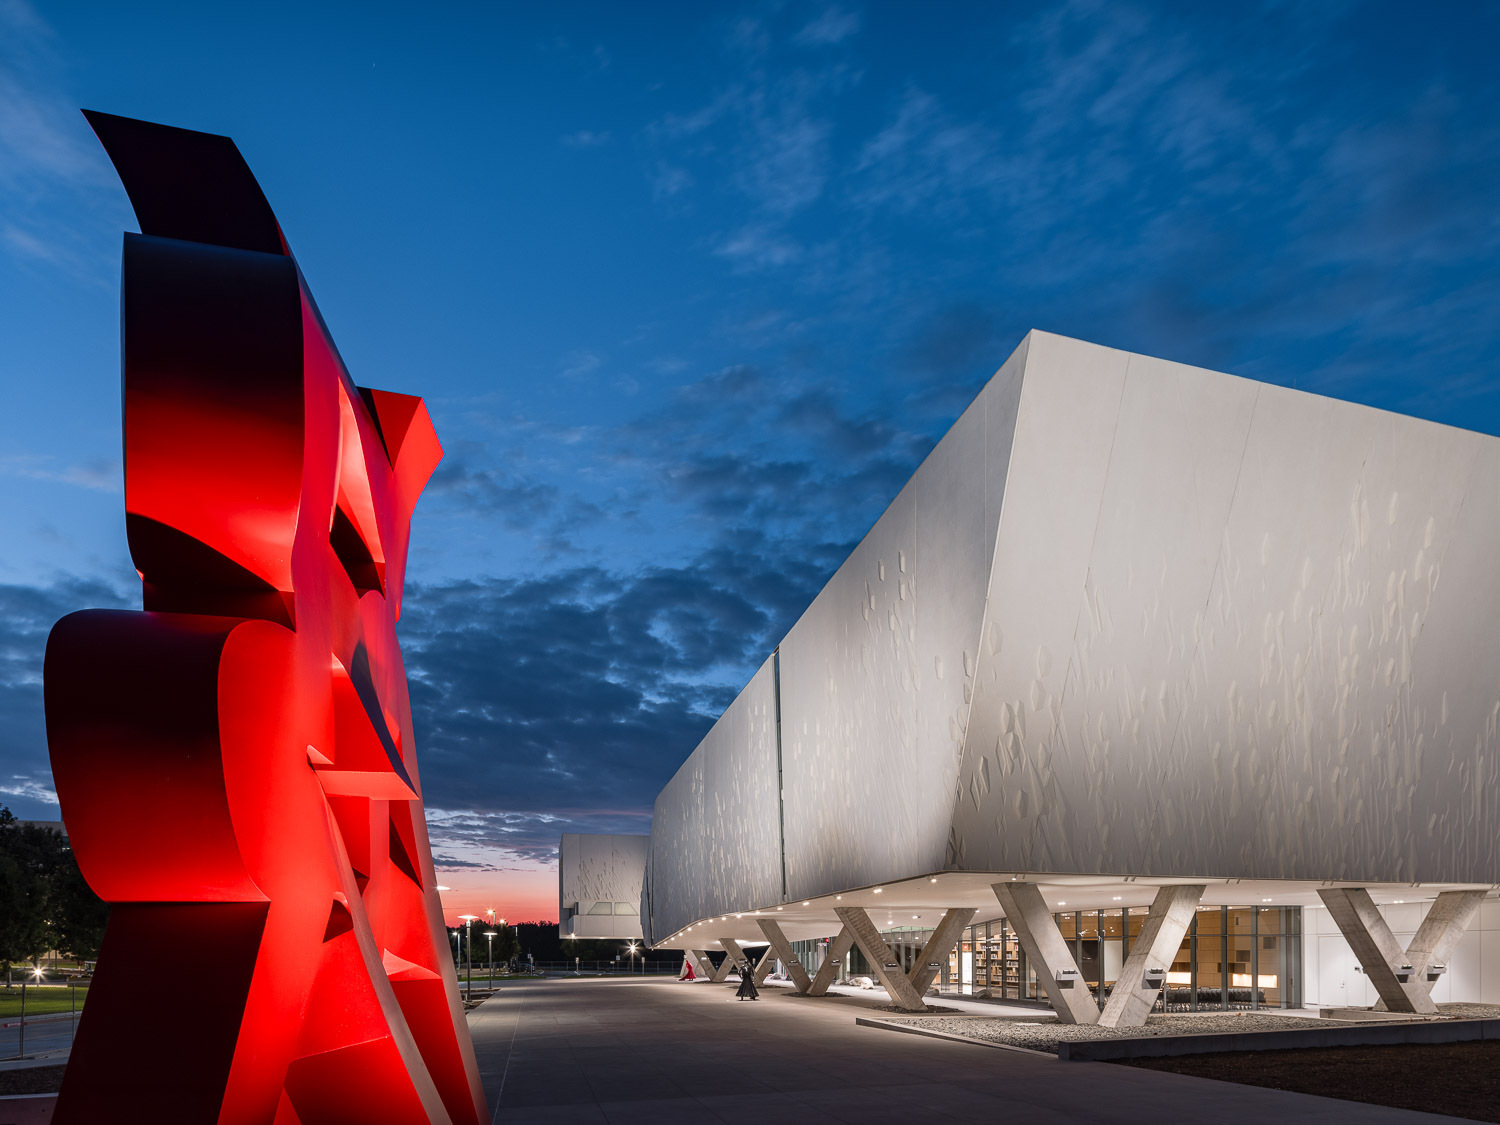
[
  {"left": 953, "top": 332, "right": 1500, "bottom": 884},
  {"left": 558, "top": 833, "right": 648, "bottom": 939},
  {"left": 950, "top": 333, "right": 1130, "bottom": 870},
  {"left": 645, "top": 656, "right": 781, "bottom": 942},
  {"left": 777, "top": 345, "right": 1026, "bottom": 902}
]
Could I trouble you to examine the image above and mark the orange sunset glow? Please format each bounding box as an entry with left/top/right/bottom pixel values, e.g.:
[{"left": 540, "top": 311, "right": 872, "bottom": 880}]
[{"left": 437, "top": 863, "right": 558, "bottom": 928}]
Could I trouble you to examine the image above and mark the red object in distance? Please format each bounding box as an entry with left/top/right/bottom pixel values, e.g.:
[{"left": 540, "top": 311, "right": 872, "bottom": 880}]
[{"left": 44, "top": 111, "right": 487, "bottom": 1125}]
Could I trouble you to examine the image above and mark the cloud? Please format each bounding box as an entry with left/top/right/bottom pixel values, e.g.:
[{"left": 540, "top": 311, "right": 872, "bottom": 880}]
[
  {"left": 0, "top": 578, "right": 133, "bottom": 819},
  {"left": 561, "top": 129, "right": 610, "bottom": 148},
  {"left": 0, "top": 0, "right": 130, "bottom": 283},
  {"left": 794, "top": 8, "right": 860, "bottom": 48},
  {"left": 853, "top": 87, "right": 1016, "bottom": 218},
  {"left": 0, "top": 454, "right": 121, "bottom": 492},
  {"left": 716, "top": 225, "right": 802, "bottom": 269}
]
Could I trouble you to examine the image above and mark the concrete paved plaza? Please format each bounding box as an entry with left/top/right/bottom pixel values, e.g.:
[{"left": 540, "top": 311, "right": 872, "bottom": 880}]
[{"left": 466, "top": 977, "right": 1472, "bottom": 1124}]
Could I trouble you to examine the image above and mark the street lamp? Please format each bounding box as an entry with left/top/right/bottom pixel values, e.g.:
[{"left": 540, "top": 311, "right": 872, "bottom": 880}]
[
  {"left": 458, "top": 915, "right": 478, "bottom": 999},
  {"left": 626, "top": 942, "right": 639, "bottom": 975},
  {"left": 484, "top": 931, "right": 496, "bottom": 987}
]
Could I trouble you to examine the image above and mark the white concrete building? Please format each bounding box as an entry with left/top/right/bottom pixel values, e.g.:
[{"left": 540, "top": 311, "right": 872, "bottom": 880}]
[
  {"left": 557, "top": 833, "right": 648, "bottom": 939},
  {"left": 562, "top": 331, "right": 1500, "bottom": 1018}
]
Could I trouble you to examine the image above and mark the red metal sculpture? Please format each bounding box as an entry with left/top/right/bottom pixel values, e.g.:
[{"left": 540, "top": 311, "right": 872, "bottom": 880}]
[{"left": 43, "top": 112, "right": 487, "bottom": 1124}]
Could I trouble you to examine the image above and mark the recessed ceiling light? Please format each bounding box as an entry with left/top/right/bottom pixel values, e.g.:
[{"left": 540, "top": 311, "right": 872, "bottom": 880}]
[
  {"left": 1058, "top": 901, "right": 1066, "bottom": 906},
  {"left": 1112, "top": 896, "right": 1121, "bottom": 901},
  {"left": 874, "top": 888, "right": 883, "bottom": 894},
  {"left": 803, "top": 901, "right": 811, "bottom": 906}
]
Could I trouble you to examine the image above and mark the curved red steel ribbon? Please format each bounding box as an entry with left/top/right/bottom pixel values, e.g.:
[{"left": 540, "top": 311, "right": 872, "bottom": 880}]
[{"left": 43, "top": 111, "right": 487, "bottom": 1125}]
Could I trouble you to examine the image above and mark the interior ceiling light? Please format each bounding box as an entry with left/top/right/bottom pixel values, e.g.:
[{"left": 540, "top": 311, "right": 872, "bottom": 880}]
[{"left": 873, "top": 888, "right": 883, "bottom": 894}]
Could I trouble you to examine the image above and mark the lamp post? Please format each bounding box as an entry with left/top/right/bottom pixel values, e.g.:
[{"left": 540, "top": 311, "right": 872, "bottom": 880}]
[
  {"left": 484, "top": 931, "right": 496, "bottom": 988},
  {"left": 627, "top": 942, "right": 638, "bottom": 975},
  {"left": 458, "top": 915, "right": 478, "bottom": 999}
]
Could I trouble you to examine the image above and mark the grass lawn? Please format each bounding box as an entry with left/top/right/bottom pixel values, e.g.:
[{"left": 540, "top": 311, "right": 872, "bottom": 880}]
[{"left": 0, "top": 985, "right": 87, "bottom": 1018}]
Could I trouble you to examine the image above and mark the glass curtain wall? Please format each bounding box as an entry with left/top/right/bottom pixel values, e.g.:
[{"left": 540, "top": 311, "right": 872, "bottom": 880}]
[
  {"left": 793, "top": 904, "right": 1300, "bottom": 1010},
  {"left": 939, "top": 905, "right": 1300, "bottom": 1009}
]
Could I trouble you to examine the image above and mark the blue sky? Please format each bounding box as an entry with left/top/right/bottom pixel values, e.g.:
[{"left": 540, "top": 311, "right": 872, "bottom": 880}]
[{"left": 3, "top": 1, "right": 1499, "bottom": 912}]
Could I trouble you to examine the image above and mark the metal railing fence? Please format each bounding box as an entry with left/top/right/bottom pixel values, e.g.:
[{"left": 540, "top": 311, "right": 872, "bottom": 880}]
[{"left": 1, "top": 982, "right": 88, "bottom": 1061}]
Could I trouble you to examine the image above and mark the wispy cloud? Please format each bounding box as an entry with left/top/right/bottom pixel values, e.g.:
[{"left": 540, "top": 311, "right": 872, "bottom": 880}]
[
  {"left": 0, "top": 454, "right": 121, "bottom": 492},
  {"left": 0, "top": 0, "right": 129, "bottom": 283},
  {"left": 794, "top": 7, "right": 860, "bottom": 48}
]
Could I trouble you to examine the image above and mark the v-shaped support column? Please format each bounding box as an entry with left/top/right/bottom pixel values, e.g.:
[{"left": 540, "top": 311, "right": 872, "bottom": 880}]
[
  {"left": 685, "top": 949, "right": 714, "bottom": 979},
  {"left": 716, "top": 938, "right": 751, "bottom": 982},
  {"left": 699, "top": 949, "right": 735, "bottom": 983},
  {"left": 751, "top": 945, "right": 777, "bottom": 985},
  {"left": 833, "top": 906, "right": 932, "bottom": 1010},
  {"left": 807, "top": 926, "right": 855, "bottom": 996},
  {"left": 993, "top": 882, "right": 1098, "bottom": 1025},
  {"left": 1319, "top": 888, "right": 1486, "bottom": 1014},
  {"left": 906, "top": 907, "right": 977, "bottom": 997},
  {"left": 755, "top": 919, "right": 811, "bottom": 990},
  {"left": 1097, "top": 885, "right": 1203, "bottom": 1028}
]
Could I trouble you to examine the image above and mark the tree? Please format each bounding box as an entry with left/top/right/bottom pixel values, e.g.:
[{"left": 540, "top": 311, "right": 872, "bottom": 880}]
[
  {"left": 495, "top": 924, "right": 521, "bottom": 967},
  {"left": 0, "top": 808, "right": 61, "bottom": 984},
  {"left": 52, "top": 853, "right": 109, "bottom": 963},
  {"left": 0, "top": 807, "right": 109, "bottom": 982}
]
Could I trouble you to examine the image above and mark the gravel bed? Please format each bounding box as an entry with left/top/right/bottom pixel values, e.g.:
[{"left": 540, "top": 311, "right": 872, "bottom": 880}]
[
  {"left": 879, "top": 1011, "right": 1346, "bottom": 1054},
  {"left": 1437, "top": 1002, "right": 1500, "bottom": 1018},
  {"left": 871, "top": 1003, "right": 961, "bottom": 1014}
]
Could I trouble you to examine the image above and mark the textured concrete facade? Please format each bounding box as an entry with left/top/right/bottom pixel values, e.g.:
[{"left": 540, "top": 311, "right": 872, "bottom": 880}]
[
  {"left": 778, "top": 341, "right": 1026, "bottom": 903},
  {"left": 558, "top": 833, "right": 648, "bottom": 939},
  {"left": 566, "top": 330, "right": 1499, "bottom": 950},
  {"left": 951, "top": 333, "right": 1500, "bottom": 884},
  {"left": 646, "top": 657, "right": 782, "bottom": 940}
]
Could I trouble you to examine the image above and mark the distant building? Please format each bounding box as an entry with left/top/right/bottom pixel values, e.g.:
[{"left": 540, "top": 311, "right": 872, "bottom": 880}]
[
  {"left": 557, "top": 833, "right": 648, "bottom": 939},
  {"left": 561, "top": 332, "right": 1500, "bottom": 1020}
]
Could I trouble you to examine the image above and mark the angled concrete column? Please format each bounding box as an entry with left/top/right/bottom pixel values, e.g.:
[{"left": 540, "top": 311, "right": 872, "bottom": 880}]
[
  {"left": 1097, "top": 884, "right": 1203, "bottom": 1028},
  {"left": 906, "top": 907, "right": 976, "bottom": 998},
  {"left": 1318, "top": 888, "right": 1442, "bottom": 1014},
  {"left": 808, "top": 926, "right": 855, "bottom": 996},
  {"left": 756, "top": 919, "right": 812, "bottom": 992},
  {"left": 718, "top": 937, "right": 751, "bottom": 980},
  {"left": 751, "top": 945, "right": 779, "bottom": 985},
  {"left": 688, "top": 949, "right": 716, "bottom": 979},
  {"left": 833, "top": 906, "right": 927, "bottom": 1010},
  {"left": 1406, "top": 890, "right": 1486, "bottom": 978},
  {"left": 705, "top": 946, "right": 737, "bottom": 984},
  {"left": 993, "top": 882, "right": 1098, "bottom": 1025},
  {"left": 686, "top": 949, "right": 714, "bottom": 978},
  {"left": 1317, "top": 888, "right": 1487, "bottom": 1013}
]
